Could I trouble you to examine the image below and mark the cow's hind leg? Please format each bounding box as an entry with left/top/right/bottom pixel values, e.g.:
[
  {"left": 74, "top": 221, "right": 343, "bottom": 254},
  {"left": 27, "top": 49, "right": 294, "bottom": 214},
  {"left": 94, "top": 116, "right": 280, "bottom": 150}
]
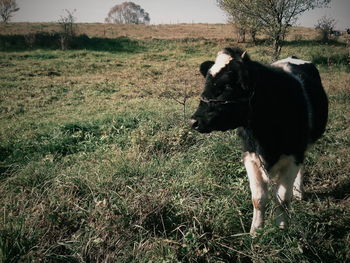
[
  {"left": 274, "top": 158, "right": 299, "bottom": 229},
  {"left": 244, "top": 153, "right": 269, "bottom": 234},
  {"left": 293, "top": 167, "right": 304, "bottom": 200}
]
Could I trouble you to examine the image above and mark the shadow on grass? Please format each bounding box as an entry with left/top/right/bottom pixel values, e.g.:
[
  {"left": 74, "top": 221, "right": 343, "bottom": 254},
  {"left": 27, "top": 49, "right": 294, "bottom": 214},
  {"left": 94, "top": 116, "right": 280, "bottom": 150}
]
[
  {"left": 244, "top": 38, "right": 347, "bottom": 48},
  {"left": 0, "top": 33, "right": 144, "bottom": 53},
  {"left": 305, "top": 179, "right": 350, "bottom": 201},
  {"left": 283, "top": 39, "right": 347, "bottom": 47}
]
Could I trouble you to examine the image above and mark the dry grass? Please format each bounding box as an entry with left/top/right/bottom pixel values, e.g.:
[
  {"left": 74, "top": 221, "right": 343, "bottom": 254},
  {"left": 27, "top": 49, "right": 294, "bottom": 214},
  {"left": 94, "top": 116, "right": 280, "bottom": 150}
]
[
  {"left": 0, "top": 23, "right": 234, "bottom": 39},
  {"left": 2, "top": 22, "right": 349, "bottom": 42}
]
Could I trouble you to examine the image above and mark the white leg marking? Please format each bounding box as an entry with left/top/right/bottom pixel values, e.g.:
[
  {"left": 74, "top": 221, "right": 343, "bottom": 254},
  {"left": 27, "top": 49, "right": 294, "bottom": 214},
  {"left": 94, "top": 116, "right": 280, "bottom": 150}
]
[
  {"left": 293, "top": 167, "right": 304, "bottom": 200},
  {"left": 243, "top": 152, "right": 269, "bottom": 234},
  {"left": 271, "top": 156, "right": 299, "bottom": 229}
]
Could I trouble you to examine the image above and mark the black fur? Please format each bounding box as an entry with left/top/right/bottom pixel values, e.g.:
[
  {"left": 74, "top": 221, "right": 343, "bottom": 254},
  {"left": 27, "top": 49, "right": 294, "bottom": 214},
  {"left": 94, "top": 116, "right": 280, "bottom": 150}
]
[
  {"left": 200, "top": 61, "right": 214, "bottom": 77},
  {"left": 190, "top": 47, "right": 328, "bottom": 170}
]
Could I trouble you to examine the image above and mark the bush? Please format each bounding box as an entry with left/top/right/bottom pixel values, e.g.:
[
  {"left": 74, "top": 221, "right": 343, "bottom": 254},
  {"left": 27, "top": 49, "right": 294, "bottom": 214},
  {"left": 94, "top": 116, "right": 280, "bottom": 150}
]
[
  {"left": 0, "top": 32, "right": 60, "bottom": 51},
  {"left": 315, "top": 15, "right": 337, "bottom": 43}
]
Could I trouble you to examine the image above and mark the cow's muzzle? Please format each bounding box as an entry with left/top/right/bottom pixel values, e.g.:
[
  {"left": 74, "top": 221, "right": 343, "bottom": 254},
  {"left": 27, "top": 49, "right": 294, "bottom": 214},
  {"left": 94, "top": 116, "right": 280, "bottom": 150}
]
[{"left": 189, "top": 119, "right": 199, "bottom": 130}]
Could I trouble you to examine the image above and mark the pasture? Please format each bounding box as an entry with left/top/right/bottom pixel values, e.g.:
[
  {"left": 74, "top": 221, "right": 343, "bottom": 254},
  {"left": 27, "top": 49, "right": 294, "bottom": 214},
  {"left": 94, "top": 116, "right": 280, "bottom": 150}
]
[{"left": 0, "top": 24, "right": 349, "bottom": 262}]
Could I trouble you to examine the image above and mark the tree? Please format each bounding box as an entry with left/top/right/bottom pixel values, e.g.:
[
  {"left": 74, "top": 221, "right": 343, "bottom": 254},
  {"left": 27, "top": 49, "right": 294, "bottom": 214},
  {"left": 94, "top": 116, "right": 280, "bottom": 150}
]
[
  {"left": 228, "top": 8, "right": 247, "bottom": 43},
  {"left": 217, "top": 0, "right": 330, "bottom": 60},
  {"left": 227, "top": 10, "right": 260, "bottom": 43},
  {"left": 58, "top": 9, "right": 77, "bottom": 50},
  {"left": 315, "top": 15, "right": 336, "bottom": 42},
  {"left": 0, "top": 0, "right": 19, "bottom": 23},
  {"left": 105, "top": 2, "right": 150, "bottom": 25}
]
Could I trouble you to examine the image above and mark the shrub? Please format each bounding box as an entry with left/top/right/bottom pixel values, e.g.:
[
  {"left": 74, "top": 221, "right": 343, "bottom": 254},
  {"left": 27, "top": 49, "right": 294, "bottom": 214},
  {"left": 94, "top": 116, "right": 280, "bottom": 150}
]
[{"left": 315, "top": 15, "right": 337, "bottom": 43}]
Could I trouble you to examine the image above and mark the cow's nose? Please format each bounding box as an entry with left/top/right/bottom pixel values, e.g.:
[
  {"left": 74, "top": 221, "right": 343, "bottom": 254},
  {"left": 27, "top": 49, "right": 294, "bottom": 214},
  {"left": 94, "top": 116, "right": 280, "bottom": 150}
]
[{"left": 189, "top": 119, "right": 199, "bottom": 129}]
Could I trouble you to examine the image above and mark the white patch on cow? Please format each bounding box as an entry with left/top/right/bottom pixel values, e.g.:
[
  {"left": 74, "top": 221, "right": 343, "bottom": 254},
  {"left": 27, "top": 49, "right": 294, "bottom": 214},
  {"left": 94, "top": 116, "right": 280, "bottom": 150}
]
[
  {"left": 243, "top": 152, "right": 269, "bottom": 233},
  {"left": 273, "top": 57, "right": 310, "bottom": 66},
  {"left": 269, "top": 155, "right": 299, "bottom": 229},
  {"left": 293, "top": 167, "right": 304, "bottom": 200},
  {"left": 272, "top": 57, "right": 310, "bottom": 75},
  {"left": 209, "top": 51, "right": 233, "bottom": 77}
]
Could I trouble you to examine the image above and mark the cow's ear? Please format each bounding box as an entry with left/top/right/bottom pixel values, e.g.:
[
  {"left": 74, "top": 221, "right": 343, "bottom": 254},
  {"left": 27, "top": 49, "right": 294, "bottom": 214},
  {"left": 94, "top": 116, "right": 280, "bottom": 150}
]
[
  {"left": 241, "top": 51, "right": 250, "bottom": 62},
  {"left": 200, "top": 61, "right": 214, "bottom": 77}
]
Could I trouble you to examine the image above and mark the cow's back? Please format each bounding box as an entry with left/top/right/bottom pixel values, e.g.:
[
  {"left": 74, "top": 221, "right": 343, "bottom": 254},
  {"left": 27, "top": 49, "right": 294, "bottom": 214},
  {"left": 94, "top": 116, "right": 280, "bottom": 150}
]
[{"left": 272, "top": 58, "right": 328, "bottom": 143}]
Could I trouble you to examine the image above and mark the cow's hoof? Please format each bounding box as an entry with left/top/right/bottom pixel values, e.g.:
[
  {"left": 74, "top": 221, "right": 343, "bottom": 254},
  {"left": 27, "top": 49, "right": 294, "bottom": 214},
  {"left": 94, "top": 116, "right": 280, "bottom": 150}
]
[
  {"left": 275, "top": 213, "right": 289, "bottom": 230},
  {"left": 249, "top": 230, "right": 258, "bottom": 238},
  {"left": 278, "top": 222, "right": 287, "bottom": 229},
  {"left": 249, "top": 226, "right": 263, "bottom": 237}
]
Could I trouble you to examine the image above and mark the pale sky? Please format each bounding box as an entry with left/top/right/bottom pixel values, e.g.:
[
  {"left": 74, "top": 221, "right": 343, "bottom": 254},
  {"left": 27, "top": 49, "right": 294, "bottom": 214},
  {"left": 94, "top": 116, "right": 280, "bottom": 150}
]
[{"left": 13, "top": 0, "right": 350, "bottom": 30}]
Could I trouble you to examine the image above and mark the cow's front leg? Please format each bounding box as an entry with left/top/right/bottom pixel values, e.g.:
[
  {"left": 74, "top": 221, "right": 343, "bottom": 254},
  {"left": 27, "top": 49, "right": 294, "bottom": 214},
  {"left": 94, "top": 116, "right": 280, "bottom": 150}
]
[
  {"left": 244, "top": 153, "right": 268, "bottom": 234},
  {"left": 274, "top": 160, "right": 299, "bottom": 229}
]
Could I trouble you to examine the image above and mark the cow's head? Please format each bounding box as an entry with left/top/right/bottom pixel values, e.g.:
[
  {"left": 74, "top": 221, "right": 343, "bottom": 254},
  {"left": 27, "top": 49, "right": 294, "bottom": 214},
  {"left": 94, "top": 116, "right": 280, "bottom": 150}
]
[{"left": 189, "top": 48, "right": 253, "bottom": 133}]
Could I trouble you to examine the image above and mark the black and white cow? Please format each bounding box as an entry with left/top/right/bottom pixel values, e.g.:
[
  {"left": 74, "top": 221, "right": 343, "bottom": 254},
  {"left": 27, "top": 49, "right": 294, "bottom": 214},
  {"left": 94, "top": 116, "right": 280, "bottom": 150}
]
[{"left": 189, "top": 48, "right": 328, "bottom": 233}]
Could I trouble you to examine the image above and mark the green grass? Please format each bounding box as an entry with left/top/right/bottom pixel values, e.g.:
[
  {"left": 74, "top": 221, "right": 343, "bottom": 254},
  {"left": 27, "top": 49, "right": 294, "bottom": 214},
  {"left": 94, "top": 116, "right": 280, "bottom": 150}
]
[{"left": 0, "top": 35, "right": 349, "bottom": 262}]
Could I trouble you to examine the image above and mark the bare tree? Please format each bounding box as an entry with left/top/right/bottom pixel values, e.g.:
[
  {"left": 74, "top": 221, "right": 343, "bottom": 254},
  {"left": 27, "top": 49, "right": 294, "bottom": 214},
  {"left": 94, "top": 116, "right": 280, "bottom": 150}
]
[
  {"left": 0, "top": 0, "right": 19, "bottom": 23},
  {"left": 315, "top": 15, "right": 337, "bottom": 42},
  {"left": 105, "top": 2, "right": 150, "bottom": 25},
  {"left": 217, "top": 0, "right": 330, "bottom": 60},
  {"left": 58, "top": 9, "right": 77, "bottom": 50}
]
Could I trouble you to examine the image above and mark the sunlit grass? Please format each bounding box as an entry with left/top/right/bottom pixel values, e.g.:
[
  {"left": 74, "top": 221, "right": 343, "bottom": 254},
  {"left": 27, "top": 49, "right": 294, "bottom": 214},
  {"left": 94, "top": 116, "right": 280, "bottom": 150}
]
[{"left": 0, "top": 27, "right": 349, "bottom": 262}]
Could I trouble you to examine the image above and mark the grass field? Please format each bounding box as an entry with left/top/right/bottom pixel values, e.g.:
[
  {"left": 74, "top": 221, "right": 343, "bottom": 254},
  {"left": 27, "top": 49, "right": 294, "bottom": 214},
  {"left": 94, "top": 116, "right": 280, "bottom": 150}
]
[{"left": 0, "top": 23, "right": 349, "bottom": 262}]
